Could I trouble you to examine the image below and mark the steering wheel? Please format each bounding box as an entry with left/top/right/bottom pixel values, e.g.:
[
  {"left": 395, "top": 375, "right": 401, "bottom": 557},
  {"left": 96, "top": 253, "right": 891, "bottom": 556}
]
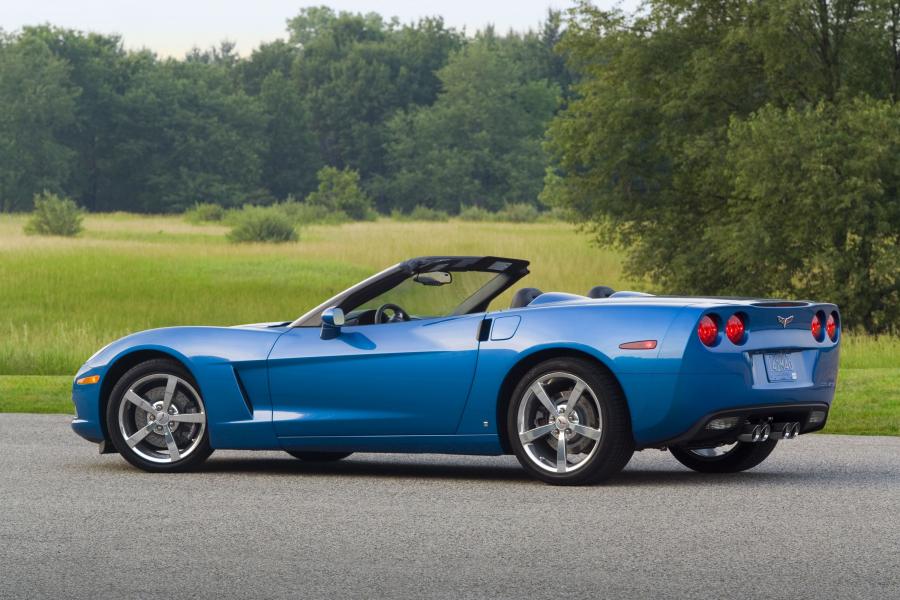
[{"left": 375, "top": 303, "right": 410, "bottom": 324}]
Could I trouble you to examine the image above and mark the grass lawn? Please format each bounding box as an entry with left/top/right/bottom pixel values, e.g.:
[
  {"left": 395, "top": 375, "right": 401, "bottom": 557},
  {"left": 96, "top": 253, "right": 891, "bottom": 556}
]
[
  {"left": 0, "top": 212, "right": 897, "bottom": 435},
  {"left": 0, "top": 213, "right": 629, "bottom": 375}
]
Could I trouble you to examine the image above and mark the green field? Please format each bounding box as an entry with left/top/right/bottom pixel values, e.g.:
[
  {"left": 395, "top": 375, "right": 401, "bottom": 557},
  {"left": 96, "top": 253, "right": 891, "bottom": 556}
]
[{"left": 0, "top": 213, "right": 897, "bottom": 435}]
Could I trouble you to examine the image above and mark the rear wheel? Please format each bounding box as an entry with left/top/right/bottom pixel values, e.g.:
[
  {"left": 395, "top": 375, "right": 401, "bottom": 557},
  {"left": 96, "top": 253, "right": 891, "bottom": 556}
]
[
  {"left": 285, "top": 451, "right": 352, "bottom": 462},
  {"left": 507, "top": 358, "right": 634, "bottom": 485},
  {"left": 669, "top": 440, "right": 777, "bottom": 473},
  {"left": 106, "top": 359, "right": 213, "bottom": 472}
]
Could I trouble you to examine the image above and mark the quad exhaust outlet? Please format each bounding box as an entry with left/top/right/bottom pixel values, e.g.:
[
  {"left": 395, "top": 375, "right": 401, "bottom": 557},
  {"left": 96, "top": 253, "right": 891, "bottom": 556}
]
[
  {"left": 737, "top": 421, "right": 800, "bottom": 442},
  {"left": 770, "top": 422, "right": 801, "bottom": 440}
]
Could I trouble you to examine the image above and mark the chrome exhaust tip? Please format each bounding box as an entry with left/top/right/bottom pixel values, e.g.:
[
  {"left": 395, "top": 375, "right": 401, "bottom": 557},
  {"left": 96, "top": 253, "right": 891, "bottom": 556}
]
[
  {"left": 738, "top": 424, "right": 763, "bottom": 443},
  {"left": 770, "top": 422, "right": 791, "bottom": 440},
  {"left": 778, "top": 422, "right": 801, "bottom": 439},
  {"left": 758, "top": 423, "right": 771, "bottom": 442}
]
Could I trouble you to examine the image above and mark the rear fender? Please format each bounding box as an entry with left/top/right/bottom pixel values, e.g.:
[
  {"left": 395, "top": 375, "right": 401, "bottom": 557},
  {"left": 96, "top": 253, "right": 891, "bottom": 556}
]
[{"left": 456, "top": 303, "right": 689, "bottom": 438}]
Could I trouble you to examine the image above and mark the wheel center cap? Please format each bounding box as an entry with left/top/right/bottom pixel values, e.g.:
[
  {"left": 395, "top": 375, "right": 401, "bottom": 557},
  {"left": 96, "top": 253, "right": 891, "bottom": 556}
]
[
  {"left": 556, "top": 415, "right": 569, "bottom": 431},
  {"left": 156, "top": 412, "right": 169, "bottom": 425}
]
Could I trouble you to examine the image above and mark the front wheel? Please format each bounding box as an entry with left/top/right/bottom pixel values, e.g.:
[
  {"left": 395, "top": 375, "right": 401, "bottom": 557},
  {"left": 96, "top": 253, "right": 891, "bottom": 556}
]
[
  {"left": 106, "top": 359, "right": 213, "bottom": 472},
  {"left": 669, "top": 440, "right": 777, "bottom": 473},
  {"left": 507, "top": 358, "right": 634, "bottom": 485}
]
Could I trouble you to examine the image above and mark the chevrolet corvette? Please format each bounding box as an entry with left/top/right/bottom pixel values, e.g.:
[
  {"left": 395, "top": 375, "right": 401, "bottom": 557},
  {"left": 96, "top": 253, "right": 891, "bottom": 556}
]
[{"left": 71, "top": 256, "right": 840, "bottom": 484}]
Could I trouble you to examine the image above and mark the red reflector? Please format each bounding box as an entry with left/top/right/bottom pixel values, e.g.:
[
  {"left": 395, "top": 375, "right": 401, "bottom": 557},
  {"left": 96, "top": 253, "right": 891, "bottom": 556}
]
[
  {"left": 697, "top": 315, "right": 718, "bottom": 346},
  {"left": 811, "top": 314, "right": 822, "bottom": 339},
  {"left": 619, "top": 340, "right": 657, "bottom": 350},
  {"left": 826, "top": 313, "right": 837, "bottom": 340},
  {"left": 725, "top": 314, "right": 745, "bottom": 344}
]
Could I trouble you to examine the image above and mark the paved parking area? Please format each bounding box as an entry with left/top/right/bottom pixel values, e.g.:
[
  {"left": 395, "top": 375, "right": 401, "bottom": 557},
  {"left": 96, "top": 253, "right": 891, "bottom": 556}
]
[{"left": 1, "top": 414, "right": 898, "bottom": 599}]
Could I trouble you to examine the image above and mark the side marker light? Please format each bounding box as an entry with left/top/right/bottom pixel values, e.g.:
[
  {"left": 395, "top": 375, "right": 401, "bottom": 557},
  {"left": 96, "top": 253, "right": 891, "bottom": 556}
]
[{"left": 619, "top": 340, "right": 658, "bottom": 350}]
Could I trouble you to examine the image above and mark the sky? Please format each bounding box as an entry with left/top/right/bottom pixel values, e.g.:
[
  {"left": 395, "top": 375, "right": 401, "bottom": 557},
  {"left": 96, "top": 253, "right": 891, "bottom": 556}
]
[{"left": 3, "top": 1, "right": 635, "bottom": 57}]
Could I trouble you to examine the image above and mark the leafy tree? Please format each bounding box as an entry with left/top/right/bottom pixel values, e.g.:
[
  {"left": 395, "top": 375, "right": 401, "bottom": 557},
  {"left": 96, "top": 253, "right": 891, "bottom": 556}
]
[
  {"left": 117, "top": 60, "right": 267, "bottom": 211},
  {"left": 306, "top": 166, "right": 374, "bottom": 220},
  {"left": 289, "top": 7, "right": 462, "bottom": 178},
  {"left": 259, "top": 71, "right": 321, "bottom": 199},
  {"left": 238, "top": 40, "right": 298, "bottom": 95},
  {"left": 185, "top": 41, "right": 240, "bottom": 68},
  {"left": 381, "top": 41, "right": 559, "bottom": 212},
  {"left": 0, "top": 34, "right": 77, "bottom": 211},
  {"left": 19, "top": 26, "right": 134, "bottom": 211},
  {"left": 720, "top": 99, "right": 900, "bottom": 331},
  {"left": 545, "top": 0, "right": 900, "bottom": 331}
]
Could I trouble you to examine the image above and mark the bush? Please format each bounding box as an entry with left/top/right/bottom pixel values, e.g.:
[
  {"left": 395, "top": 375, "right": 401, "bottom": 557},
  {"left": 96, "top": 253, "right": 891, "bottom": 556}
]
[
  {"left": 458, "top": 205, "right": 494, "bottom": 221},
  {"left": 306, "top": 167, "right": 376, "bottom": 221},
  {"left": 227, "top": 205, "right": 298, "bottom": 243},
  {"left": 276, "top": 198, "right": 349, "bottom": 225},
  {"left": 396, "top": 205, "right": 450, "bottom": 222},
  {"left": 24, "top": 192, "right": 83, "bottom": 237},
  {"left": 540, "top": 205, "right": 575, "bottom": 222},
  {"left": 184, "top": 202, "right": 226, "bottom": 224},
  {"left": 495, "top": 202, "right": 540, "bottom": 223}
]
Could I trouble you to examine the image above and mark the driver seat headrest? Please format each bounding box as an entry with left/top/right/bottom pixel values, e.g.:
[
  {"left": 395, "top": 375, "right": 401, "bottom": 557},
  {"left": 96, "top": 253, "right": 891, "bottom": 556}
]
[
  {"left": 587, "top": 285, "right": 616, "bottom": 299},
  {"left": 509, "top": 287, "right": 543, "bottom": 309}
]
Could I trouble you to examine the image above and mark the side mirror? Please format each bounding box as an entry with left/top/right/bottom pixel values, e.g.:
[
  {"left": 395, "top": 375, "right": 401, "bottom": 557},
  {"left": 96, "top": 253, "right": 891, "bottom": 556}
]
[{"left": 320, "top": 307, "right": 345, "bottom": 339}]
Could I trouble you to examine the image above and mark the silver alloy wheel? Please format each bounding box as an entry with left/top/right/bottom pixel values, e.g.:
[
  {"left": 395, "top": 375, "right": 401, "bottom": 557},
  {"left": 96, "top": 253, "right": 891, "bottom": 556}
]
[
  {"left": 516, "top": 371, "right": 603, "bottom": 474},
  {"left": 689, "top": 443, "right": 739, "bottom": 458},
  {"left": 117, "top": 374, "right": 206, "bottom": 464}
]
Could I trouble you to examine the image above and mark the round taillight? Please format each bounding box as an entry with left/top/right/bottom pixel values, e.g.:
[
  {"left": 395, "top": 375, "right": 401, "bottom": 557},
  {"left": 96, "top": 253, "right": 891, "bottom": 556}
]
[
  {"left": 826, "top": 313, "right": 838, "bottom": 340},
  {"left": 697, "top": 315, "right": 718, "bottom": 347},
  {"left": 725, "top": 314, "right": 745, "bottom": 344},
  {"left": 811, "top": 314, "right": 822, "bottom": 340}
]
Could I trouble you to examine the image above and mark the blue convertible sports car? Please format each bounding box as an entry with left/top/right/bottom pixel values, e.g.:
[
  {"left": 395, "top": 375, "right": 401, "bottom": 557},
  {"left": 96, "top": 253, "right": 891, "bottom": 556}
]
[{"left": 72, "top": 256, "right": 840, "bottom": 484}]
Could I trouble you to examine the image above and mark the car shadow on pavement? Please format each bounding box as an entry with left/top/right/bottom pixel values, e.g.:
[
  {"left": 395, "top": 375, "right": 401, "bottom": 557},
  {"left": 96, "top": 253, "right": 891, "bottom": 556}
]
[
  {"left": 197, "top": 455, "right": 533, "bottom": 482},
  {"left": 91, "top": 453, "right": 842, "bottom": 487}
]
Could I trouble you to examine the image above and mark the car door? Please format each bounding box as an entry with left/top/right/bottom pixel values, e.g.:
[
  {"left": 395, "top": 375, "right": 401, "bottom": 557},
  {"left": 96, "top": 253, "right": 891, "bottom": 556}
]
[{"left": 267, "top": 313, "right": 485, "bottom": 438}]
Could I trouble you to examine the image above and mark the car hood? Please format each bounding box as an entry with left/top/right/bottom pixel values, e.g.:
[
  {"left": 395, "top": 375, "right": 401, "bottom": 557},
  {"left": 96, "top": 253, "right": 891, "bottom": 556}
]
[{"left": 80, "top": 324, "right": 290, "bottom": 371}]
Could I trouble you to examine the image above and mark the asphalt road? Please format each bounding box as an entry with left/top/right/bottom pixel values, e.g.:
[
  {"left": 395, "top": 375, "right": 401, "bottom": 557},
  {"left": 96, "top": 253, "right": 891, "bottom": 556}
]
[{"left": 1, "top": 414, "right": 898, "bottom": 600}]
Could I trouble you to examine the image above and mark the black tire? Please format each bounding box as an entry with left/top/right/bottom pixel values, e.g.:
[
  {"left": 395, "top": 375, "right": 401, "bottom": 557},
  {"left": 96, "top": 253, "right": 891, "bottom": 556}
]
[
  {"left": 105, "top": 358, "right": 213, "bottom": 472},
  {"left": 285, "top": 451, "right": 353, "bottom": 462},
  {"left": 669, "top": 440, "right": 777, "bottom": 473},
  {"left": 507, "top": 357, "right": 634, "bottom": 485}
]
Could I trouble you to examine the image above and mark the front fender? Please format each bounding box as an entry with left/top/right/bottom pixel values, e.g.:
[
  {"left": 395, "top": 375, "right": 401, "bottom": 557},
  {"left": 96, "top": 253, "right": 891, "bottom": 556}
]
[{"left": 72, "top": 326, "right": 287, "bottom": 449}]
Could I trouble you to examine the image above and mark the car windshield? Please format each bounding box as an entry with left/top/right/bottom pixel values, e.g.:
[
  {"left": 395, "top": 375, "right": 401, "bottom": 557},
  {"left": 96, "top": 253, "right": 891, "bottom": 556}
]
[{"left": 352, "top": 270, "right": 500, "bottom": 319}]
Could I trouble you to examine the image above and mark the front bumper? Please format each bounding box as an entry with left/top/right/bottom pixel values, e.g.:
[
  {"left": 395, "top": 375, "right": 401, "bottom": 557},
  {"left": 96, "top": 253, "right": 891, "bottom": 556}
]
[{"left": 71, "top": 368, "right": 105, "bottom": 443}]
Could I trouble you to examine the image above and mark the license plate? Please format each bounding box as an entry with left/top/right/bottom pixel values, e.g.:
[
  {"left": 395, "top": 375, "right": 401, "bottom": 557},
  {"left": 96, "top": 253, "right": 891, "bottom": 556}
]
[{"left": 764, "top": 352, "right": 797, "bottom": 382}]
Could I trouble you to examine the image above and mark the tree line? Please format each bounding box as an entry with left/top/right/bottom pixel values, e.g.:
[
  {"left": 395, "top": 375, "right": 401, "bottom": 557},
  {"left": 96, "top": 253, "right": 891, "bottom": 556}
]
[{"left": 0, "top": 6, "right": 568, "bottom": 214}]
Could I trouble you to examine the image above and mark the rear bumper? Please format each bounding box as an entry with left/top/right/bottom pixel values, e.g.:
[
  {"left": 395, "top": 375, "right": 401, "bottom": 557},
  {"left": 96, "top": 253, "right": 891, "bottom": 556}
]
[
  {"left": 640, "top": 402, "right": 830, "bottom": 450},
  {"left": 621, "top": 370, "right": 837, "bottom": 446}
]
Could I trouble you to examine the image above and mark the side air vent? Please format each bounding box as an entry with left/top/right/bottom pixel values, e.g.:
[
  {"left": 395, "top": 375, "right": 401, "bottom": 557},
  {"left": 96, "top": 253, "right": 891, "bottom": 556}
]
[{"left": 232, "top": 368, "right": 254, "bottom": 414}]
